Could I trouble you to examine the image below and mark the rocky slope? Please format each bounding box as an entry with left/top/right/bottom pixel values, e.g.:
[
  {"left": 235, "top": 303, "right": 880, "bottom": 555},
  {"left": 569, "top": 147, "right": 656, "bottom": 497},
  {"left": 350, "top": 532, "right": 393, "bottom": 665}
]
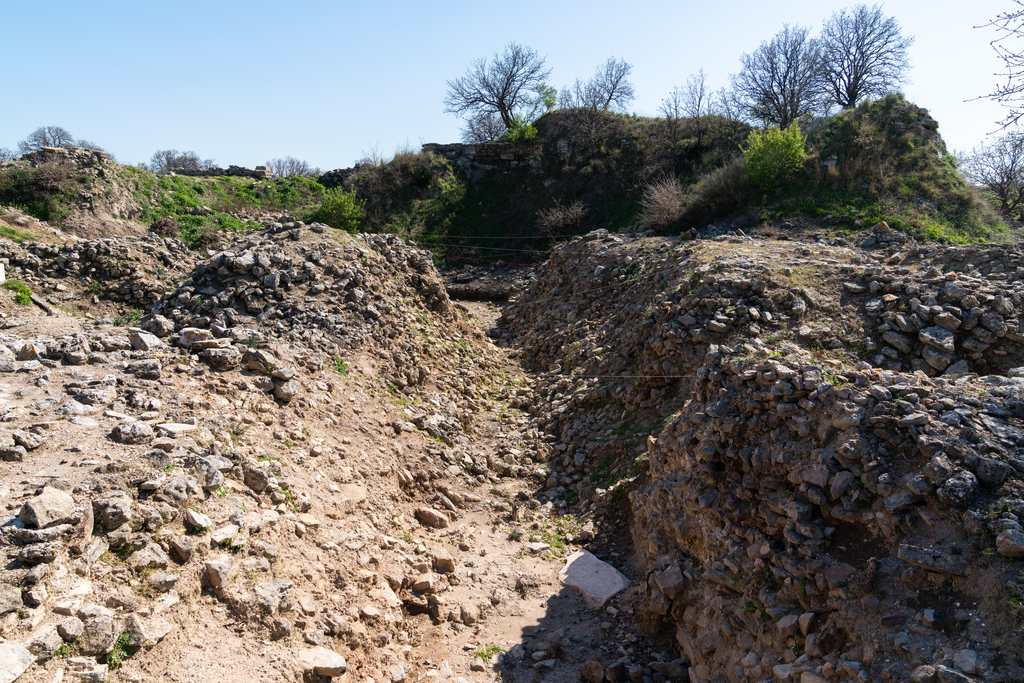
[
  {"left": 497, "top": 227, "right": 1024, "bottom": 683},
  {"left": 0, "top": 218, "right": 1023, "bottom": 683}
]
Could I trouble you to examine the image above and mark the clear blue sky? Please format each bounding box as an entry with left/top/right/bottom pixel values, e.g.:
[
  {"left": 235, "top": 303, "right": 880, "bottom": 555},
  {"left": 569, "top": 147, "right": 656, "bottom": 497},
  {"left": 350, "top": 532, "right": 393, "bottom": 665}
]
[{"left": 1, "top": 0, "right": 1016, "bottom": 170}]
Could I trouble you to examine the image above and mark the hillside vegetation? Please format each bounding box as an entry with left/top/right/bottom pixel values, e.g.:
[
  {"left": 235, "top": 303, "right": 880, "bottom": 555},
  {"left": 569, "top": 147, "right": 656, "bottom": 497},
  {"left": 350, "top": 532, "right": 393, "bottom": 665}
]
[
  {"left": 0, "top": 95, "right": 1015, "bottom": 256},
  {"left": 334, "top": 94, "right": 1012, "bottom": 260}
]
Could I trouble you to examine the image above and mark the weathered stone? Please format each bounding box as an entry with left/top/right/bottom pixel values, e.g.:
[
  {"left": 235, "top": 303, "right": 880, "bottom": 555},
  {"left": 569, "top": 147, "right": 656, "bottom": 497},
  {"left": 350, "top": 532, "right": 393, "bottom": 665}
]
[
  {"left": 936, "top": 471, "right": 978, "bottom": 507},
  {"left": 273, "top": 380, "right": 299, "bottom": 401},
  {"left": 28, "top": 625, "right": 63, "bottom": 662},
  {"left": 919, "top": 326, "right": 955, "bottom": 354},
  {"left": 897, "top": 544, "right": 967, "bottom": 575},
  {"left": 184, "top": 509, "right": 212, "bottom": 530},
  {"left": 0, "top": 643, "right": 33, "bottom": 683},
  {"left": 79, "top": 613, "right": 117, "bottom": 655},
  {"left": 0, "top": 584, "right": 23, "bottom": 615},
  {"left": 129, "top": 543, "right": 169, "bottom": 572},
  {"left": 128, "top": 329, "right": 164, "bottom": 351},
  {"left": 110, "top": 421, "right": 154, "bottom": 444},
  {"left": 559, "top": 550, "right": 629, "bottom": 608},
  {"left": 20, "top": 486, "right": 75, "bottom": 528},
  {"left": 830, "top": 471, "right": 856, "bottom": 500},
  {"left": 93, "top": 493, "right": 133, "bottom": 529},
  {"left": 654, "top": 563, "right": 686, "bottom": 600},
  {"left": 205, "top": 556, "right": 234, "bottom": 591},
  {"left": 882, "top": 330, "right": 913, "bottom": 353},
  {"left": 19, "top": 541, "right": 61, "bottom": 565},
  {"left": 298, "top": 647, "right": 347, "bottom": 677},
  {"left": 996, "top": 529, "right": 1024, "bottom": 557},
  {"left": 59, "top": 616, "right": 85, "bottom": 641},
  {"left": 415, "top": 507, "right": 449, "bottom": 529},
  {"left": 582, "top": 656, "right": 606, "bottom": 683}
]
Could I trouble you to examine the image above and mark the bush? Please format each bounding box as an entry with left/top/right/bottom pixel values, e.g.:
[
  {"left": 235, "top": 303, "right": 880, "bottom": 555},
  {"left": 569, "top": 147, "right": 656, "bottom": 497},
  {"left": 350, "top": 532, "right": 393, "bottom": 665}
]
[
  {"left": 316, "top": 187, "right": 365, "bottom": 232},
  {"left": 640, "top": 177, "right": 686, "bottom": 229},
  {"left": 502, "top": 115, "right": 539, "bottom": 143},
  {"left": 536, "top": 200, "right": 587, "bottom": 236},
  {"left": 2, "top": 279, "right": 32, "bottom": 306},
  {"left": 742, "top": 122, "right": 808, "bottom": 193},
  {"left": 677, "top": 157, "right": 754, "bottom": 228}
]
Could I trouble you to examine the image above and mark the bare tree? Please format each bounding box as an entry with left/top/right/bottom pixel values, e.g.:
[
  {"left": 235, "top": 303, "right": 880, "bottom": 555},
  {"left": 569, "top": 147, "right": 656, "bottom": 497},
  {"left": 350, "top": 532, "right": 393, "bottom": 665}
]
[
  {"left": 662, "top": 69, "right": 720, "bottom": 146},
  {"left": 590, "top": 57, "right": 635, "bottom": 111},
  {"left": 962, "top": 132, "right": 1024, "bottom": 219},
  {"left": 820, "top": 4, "right": 914, "bottom": 108},
  {"left": 731, "top": 24, "right": 826, "bottom": 128},
  {"left": 559, "top": 78, "right": 603, "bottom": 110},
  {"left": 148, "top": 149, "right": 216, "bottom": 174},
  {"left": 17, "top": 126, "right": 76, "bottom": 154},
  {"left": 0, "top": 148, "right": 15, "bottom": 162},
  {"left": 560, "top": 57, "right": 635, "bottom": 112},
  {"left": 978, "top": 0, "right": 1024, "bottom": 128},
  {"left": 444, "top": 43, "right": 552, "bottom": 132},
  {"left": 267, "top": 156, "right": 319, "bottom": 178},
  {"left": 461, "top": 112, "right": 507, "bottom": 143}
]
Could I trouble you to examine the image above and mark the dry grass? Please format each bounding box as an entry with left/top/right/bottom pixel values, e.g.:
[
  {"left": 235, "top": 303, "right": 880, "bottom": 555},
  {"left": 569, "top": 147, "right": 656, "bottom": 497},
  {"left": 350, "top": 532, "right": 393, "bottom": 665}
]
[
  {"left": 536, "top": 200, "right": 587, "bottom": 237},
  {"left": 640, "top": 177, "right": 686, "bottom": 229}
]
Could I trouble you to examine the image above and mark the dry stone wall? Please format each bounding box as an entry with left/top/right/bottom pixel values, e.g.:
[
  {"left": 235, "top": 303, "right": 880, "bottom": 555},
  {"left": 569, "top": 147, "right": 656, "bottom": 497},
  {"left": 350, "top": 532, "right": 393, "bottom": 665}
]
[{"left": 170, "top": 164, "right": 272, "bottom": 179}]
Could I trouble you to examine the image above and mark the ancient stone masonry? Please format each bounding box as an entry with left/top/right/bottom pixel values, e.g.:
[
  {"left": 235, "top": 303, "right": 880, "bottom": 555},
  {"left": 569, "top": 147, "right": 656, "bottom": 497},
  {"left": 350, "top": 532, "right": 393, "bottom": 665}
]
[
  {"left": 316, "top": 167, "right": 357, "bottom": 188},
  {"left": 170, "top": 164, "right": 273, "bottom": 180},
  {"left": 16, "top": 146, "right": 112, "bottom": 167}
]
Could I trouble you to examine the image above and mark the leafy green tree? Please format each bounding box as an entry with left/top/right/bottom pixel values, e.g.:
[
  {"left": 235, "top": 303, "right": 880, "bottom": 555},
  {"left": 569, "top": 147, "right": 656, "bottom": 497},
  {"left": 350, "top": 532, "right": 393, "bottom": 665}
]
[{"left": 741, "top": 122, "right": 808, "bottom": 193}]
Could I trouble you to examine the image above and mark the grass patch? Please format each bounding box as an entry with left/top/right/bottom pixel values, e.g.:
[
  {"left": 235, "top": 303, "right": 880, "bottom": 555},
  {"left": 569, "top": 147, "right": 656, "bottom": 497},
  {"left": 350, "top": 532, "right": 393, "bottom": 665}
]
[
  {"left": 113, "top": 308, "right": 142, "bottom": 326},
  {"left": 0, "top": 224, "right": 35, "bottom": 242}
]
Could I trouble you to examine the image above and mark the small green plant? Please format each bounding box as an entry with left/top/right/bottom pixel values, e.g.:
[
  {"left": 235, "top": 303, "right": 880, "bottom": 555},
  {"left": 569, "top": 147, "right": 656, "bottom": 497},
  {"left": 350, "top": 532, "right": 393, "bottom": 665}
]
[
  {"left": 328, "top": 355, "right": 349, "bottom": 375},
  {"left": 113, "top": 308, "right": 143, "bottom": 326},
  {"left": 104, "top": 631, "right": 132, "bottom": 669},
  {"left": 215, "top": 486, "right": 227, "bottom": 498},
  {"left": 1, "top": 279, "right": 32, "bottom": 306},
  {"left": 742, "top": 122, "right": 808, "bottom": 193},
  {"left": 283, "top": 439, "right": 294, "bottom": 448},
  {"left": 89, "top": 281, "right": 103, "bottom": 293},
  {"left": 474, "top": 644, "right": 504, "bottom": 661},
  {"left": 55, "top": 638, "right": 81, "bottom": 658}
]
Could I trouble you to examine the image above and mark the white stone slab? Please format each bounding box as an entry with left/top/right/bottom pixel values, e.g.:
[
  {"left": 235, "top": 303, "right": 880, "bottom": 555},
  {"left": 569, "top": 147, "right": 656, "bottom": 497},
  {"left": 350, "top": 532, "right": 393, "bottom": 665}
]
[{"left": 559, "top": 549, "right": 629, "bottom": 609}]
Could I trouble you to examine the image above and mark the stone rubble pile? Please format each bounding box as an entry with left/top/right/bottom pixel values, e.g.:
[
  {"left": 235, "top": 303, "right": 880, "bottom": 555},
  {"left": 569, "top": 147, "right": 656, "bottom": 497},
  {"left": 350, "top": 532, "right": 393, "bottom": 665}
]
[
  {"left": 0, "top": 234, "right": 194, "bottom": 308},
  {"left": 496, "top": 230, "right": 1024, "bottom": 682}
]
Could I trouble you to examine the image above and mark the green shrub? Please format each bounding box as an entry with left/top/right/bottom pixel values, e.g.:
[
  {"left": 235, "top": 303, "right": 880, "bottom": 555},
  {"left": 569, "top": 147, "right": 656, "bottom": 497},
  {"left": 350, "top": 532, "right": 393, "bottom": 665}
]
[
  {"left": 2, "top": 279, "right": 32, "bottom": 306},
  {"left": 502, "top": 115, "right": 538, "bottom": 143},
  {"left": 742, "top": 122, "right": 808, "bottom": 193},
  {"left": 678, "top": 157, "right": 755, "bottom": 227},
  {"left": 316, "top": 187, "right": 365, "bottom": 232}
]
